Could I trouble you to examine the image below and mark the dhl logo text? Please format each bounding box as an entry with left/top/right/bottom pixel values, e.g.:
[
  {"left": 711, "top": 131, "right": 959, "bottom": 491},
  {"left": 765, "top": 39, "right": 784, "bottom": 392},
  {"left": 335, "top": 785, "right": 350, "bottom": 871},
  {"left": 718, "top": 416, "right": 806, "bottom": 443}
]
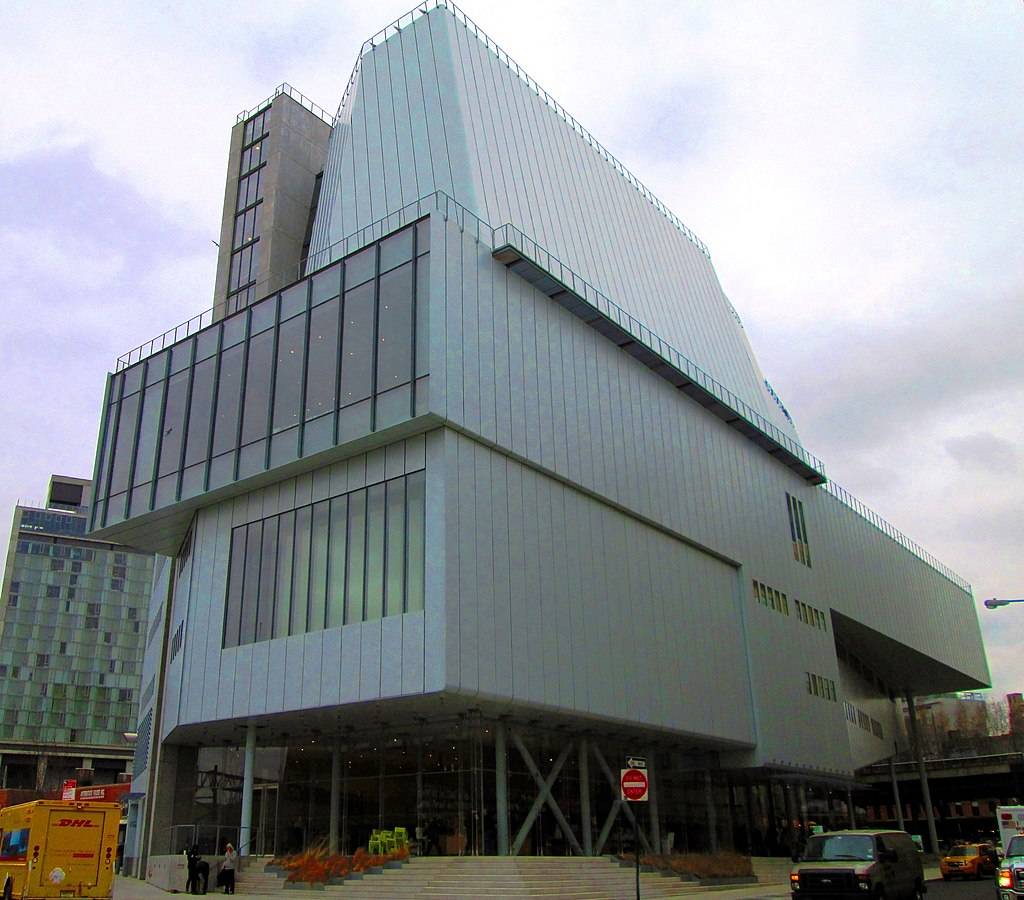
[{"left": 55, "top": 819, "right": 97, "bottom": 828}]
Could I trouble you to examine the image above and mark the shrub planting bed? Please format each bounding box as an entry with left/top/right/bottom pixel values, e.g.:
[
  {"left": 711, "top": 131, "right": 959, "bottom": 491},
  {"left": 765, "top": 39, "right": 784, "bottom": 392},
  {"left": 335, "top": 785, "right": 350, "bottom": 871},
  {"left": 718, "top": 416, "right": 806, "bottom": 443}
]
[{"left": 270, "top": 844, "right": 410, "bottom": 885}]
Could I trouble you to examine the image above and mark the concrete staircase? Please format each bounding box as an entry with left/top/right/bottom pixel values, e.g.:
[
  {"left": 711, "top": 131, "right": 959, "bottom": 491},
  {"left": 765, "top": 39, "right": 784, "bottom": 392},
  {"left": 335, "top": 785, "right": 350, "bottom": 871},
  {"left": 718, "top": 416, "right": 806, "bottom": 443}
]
[{"left": 239, "top": 856, "right": 726, "bottom": 898}]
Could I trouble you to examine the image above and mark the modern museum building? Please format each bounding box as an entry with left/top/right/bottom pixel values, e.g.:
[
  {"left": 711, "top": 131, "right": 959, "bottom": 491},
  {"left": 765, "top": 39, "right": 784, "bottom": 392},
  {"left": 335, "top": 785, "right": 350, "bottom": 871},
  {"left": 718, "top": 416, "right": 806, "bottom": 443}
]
[{"left": 85, "top": 0, "right": 989, "bottom": 873}]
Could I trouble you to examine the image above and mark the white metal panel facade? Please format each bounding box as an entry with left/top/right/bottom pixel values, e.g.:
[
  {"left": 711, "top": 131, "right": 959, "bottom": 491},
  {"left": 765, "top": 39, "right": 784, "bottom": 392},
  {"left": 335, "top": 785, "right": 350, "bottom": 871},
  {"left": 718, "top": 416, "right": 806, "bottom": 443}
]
[{"left": 311, "top": 6, "right": 796, "bottom": 441}]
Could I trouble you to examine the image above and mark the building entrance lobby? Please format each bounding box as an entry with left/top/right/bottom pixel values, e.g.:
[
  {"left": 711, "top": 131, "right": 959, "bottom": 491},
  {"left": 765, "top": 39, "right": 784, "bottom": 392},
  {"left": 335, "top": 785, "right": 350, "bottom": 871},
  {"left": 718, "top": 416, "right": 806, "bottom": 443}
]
[{"left": 149, "top": 707, "right": 817, "bottom": 862}]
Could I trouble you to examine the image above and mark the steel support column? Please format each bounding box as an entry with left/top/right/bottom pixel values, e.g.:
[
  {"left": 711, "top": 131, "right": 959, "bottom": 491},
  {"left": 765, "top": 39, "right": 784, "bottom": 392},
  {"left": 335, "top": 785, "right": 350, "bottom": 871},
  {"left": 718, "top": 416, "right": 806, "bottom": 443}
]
[
  {"left": 906, "top": 691, "right": 940, "bottom": 853},
  {"left": 889, "top": 749, "right": 906, "bottom": 831},
  {"left": 705, "top": 770, "right": 718, "bottom": 852},
  {"left": 647, "top": 749, "right": 661, "bottom": 854},
  {"left": 510, "top": 732, "right": 583, "bottom": 856},
  {"left": 579, "top": 738, "right": 593, "bottom": 856},
  {"left": 239, "top": 723, "right": 256, "bottom": 856},
  {"left": 329, "top": 741, "right": 341, "bottom": 854},
  {"left": 495, "top": 722, "right": 510, "bottom": 856}
]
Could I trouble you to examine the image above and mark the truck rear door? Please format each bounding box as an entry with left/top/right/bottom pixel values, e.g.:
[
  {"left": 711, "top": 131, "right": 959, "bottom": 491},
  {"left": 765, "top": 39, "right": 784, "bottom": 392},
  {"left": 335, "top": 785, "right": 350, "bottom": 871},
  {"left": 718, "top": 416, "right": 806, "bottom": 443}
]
[{"left": 39, "top": 807, "right": 105, "bottom": 895}]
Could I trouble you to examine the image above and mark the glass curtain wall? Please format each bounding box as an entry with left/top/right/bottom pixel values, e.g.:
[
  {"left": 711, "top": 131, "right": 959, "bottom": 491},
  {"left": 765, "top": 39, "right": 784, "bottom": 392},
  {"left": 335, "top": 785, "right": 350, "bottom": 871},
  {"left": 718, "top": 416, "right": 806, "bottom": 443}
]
[{"left": 93, "top": 219, "right": 429, "bottom": 532}]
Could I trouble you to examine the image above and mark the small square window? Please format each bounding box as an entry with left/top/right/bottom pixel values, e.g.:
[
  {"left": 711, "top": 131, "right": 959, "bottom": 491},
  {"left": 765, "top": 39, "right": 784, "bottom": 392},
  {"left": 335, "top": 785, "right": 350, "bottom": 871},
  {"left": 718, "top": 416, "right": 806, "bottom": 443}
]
[
  {"left": 46, "top": 585, "right": 60, "bottom": 599},
  {"left": 103, "top": 632, "right": 113, "bottom": 644}
]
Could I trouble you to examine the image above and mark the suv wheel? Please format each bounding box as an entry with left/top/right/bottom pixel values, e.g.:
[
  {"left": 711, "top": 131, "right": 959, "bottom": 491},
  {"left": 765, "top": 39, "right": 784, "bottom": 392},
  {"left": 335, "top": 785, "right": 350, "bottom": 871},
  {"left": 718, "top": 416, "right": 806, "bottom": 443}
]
[{"left": 913, "top": 880, "right": 925, "bottom": 900}]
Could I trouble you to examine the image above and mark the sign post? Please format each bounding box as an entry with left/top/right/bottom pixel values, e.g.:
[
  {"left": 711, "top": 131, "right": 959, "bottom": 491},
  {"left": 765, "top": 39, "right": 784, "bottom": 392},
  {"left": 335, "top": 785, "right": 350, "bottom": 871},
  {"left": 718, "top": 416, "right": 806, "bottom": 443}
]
[
  {"left": 621, "top": 758, "right": 648, "bottom": 900},
  {"left": 61, "top": 779, "right": 76, "bottom": 801}
]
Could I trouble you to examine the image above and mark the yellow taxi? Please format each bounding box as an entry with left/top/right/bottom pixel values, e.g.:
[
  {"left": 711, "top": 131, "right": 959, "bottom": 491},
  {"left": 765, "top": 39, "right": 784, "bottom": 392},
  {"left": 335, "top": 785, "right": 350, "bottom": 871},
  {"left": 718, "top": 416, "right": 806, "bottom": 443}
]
[{"left": 940, "top": 842, "right": 999, "bottom": 880}]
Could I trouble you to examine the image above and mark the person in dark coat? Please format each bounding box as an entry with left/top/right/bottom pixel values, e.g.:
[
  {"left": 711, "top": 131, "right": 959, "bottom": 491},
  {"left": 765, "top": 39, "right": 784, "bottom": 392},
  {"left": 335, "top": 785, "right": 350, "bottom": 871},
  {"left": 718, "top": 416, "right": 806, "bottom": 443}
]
[{"left": 185, "top": 845, "right": 209, "bottom": 894}]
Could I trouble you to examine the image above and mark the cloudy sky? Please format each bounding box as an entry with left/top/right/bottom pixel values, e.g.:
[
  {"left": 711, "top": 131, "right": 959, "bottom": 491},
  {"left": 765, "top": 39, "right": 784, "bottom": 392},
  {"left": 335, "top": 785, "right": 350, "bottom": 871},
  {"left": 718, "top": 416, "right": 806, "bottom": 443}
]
[{"left": 1, "top": 1, "right": 1021, "bottom": 698}]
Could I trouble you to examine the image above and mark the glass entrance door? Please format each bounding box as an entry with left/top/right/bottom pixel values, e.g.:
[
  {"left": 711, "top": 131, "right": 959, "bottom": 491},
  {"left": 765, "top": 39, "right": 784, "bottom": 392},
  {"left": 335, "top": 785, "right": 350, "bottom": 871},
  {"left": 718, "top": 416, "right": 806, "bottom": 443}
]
[{"left": 252, "top": 784, "right": 279, "bottom": 856}]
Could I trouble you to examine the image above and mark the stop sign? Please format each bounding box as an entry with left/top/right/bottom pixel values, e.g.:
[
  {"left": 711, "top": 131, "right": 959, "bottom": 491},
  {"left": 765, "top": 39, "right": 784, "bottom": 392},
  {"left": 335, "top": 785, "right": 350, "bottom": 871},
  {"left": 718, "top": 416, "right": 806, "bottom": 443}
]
[{"left": 620, "top": 767, "right": 649, "bottom": 802}]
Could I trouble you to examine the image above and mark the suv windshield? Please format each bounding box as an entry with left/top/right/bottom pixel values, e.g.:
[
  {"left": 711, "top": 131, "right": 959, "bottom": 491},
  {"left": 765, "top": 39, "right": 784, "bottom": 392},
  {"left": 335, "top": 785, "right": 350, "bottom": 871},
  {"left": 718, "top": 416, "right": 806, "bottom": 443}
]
[
  {"left": 947, "top": 846, "right": 977, "bottom": 858},
  {"left": 804, "top": 834, "right": 876, "bottom": 862},
  {"left": 1007, "top": 837, "right": 1024, "bottom": 858}
]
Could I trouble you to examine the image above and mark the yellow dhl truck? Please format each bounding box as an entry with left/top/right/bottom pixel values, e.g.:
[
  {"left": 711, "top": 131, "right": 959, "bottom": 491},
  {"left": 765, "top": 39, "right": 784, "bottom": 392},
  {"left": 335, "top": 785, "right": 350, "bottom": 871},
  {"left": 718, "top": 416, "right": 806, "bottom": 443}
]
[{"left": 0, "top": 800, "right": 120, "bottom": 899}]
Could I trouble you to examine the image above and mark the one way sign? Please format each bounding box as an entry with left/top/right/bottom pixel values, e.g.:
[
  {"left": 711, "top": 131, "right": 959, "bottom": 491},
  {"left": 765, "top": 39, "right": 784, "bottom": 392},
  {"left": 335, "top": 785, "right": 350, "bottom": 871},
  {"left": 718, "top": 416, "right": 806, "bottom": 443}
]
[{"left": 626, "top": 756, "right": 647, "bottom": 769}]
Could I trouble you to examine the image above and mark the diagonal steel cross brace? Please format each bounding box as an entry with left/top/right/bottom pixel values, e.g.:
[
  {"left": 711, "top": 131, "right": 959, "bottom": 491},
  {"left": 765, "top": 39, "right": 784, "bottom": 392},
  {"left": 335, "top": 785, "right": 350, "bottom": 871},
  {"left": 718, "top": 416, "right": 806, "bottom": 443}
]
[
  {"left": 592, "top": 743, "right": 652, "bottom": 856},
  {"left": 510, "top": 733, "right": 583, "bottom": 856}
]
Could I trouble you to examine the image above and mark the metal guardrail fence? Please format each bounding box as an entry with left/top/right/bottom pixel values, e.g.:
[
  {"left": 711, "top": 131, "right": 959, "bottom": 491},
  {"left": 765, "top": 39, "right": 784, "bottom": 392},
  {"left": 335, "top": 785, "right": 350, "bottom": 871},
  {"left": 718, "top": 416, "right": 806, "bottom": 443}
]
[
  {"left": 236, "top": 82, "right": 335, "bottom": 127},
  {"left": 822, "top": 480, "right": 971, "bottom": 592},
  {"left": 491, "top": 220, "right": 826, "bottom": 480}
]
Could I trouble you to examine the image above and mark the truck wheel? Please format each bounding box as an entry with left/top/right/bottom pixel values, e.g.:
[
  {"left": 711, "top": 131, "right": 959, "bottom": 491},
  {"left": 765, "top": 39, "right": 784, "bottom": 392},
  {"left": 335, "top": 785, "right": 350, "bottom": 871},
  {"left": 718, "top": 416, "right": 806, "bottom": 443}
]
[{"left": 3, "top": 879, "right": 11, "bottom": 900}]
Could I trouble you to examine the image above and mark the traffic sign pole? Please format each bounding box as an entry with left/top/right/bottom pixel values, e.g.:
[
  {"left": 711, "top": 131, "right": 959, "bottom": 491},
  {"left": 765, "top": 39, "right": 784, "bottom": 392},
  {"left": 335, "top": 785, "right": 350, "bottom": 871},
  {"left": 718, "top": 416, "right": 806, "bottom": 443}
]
[{"left": 634, "top": 810, "right": 640, "bottom": 900}]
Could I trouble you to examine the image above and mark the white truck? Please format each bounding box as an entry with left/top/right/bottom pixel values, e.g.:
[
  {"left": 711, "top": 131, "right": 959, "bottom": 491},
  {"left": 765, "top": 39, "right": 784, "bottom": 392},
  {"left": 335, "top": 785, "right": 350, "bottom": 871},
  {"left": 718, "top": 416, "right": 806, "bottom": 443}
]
[{"left": 998, "top": 807, "right": 1024, "bottom": 853}]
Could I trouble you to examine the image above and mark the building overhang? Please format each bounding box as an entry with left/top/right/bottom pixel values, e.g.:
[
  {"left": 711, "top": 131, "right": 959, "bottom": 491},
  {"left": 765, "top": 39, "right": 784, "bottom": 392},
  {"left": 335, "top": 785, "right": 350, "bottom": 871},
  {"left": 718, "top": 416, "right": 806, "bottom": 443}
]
[
  {"left": 491, "top": 229, "right": 827, "bottom": 485},
  {"left": 162, "top": 691, "right": 755, "bottom": 758},
  {"left": 832, "top": 610, "right": 989, "bottom": 696}
]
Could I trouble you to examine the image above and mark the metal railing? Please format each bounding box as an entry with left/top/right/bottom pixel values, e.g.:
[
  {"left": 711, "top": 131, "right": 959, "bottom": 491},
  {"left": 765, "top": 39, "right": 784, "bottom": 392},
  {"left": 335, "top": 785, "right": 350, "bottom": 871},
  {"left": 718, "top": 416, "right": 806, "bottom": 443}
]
[
  {"left": 822, "top": 480, "right": 971, "bottom": 592},
  {"left": 336, "top": 0, "right": 710, "bottom": 259},
  {"left": 115, "top": 191, "right": 482, "bottom": 372},
  {"left": 236, "top": 82, "right": 335, "bottom": 127},
  {"left": 491, "top": 220, "right": 826, "bottom": 480}
]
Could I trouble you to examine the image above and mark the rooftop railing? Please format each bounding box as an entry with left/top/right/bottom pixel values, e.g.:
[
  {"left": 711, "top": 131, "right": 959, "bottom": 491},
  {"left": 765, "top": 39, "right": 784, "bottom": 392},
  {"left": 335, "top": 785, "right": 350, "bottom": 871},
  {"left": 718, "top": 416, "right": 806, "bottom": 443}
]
[
  {"left": 822, "top": 481, "right": 971, "bottom": 593},
  {"left": 235, "top": 82, "right": 335, "bottom": 127},
  {"left": 491, "top": 221, "right": 826, "bottom": 483},
  {"left": 115, "top": 191, "right": 481, "bottom": 371}
]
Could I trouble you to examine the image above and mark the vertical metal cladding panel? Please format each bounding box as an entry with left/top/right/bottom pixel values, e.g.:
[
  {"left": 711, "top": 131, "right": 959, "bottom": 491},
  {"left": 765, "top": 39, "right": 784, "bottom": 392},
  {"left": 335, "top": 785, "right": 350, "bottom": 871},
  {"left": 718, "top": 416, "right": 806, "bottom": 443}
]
[
  {"left": 310, "top": 6, "right": 793, "bottom": 438},
  {"left": 441, "top": 431, "right": 754, "bottom": 743}
]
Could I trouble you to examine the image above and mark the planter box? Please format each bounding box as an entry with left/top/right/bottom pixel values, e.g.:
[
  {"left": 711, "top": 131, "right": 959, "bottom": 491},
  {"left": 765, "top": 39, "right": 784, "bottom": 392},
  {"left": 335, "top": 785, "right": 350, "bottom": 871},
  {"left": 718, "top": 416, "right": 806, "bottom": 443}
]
[
  {"left": 327, "top": 876, "right": 347, "bottom": 885},
  {"left": 346, "top": 871, "right": 365, "bottom": 880},
  {"left": 384, "top": 860, "right": 403, "bottom": 870},
  {"left": 368, "top": 865, "right": 384, "bottom": 875},
  {"left": 283, "top": 882, "right": 327, "bottom": 891}
]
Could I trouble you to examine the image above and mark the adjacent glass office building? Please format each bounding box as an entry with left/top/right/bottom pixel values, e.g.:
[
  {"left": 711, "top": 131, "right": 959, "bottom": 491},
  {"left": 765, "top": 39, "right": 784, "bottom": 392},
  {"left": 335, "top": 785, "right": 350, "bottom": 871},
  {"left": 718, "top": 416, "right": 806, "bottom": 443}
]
[
  {"left": 0, "top": 476, "right": 153, "bottom": 791},
  {"left": 90, "top": 1, "right": 988, "bottom": 877}
]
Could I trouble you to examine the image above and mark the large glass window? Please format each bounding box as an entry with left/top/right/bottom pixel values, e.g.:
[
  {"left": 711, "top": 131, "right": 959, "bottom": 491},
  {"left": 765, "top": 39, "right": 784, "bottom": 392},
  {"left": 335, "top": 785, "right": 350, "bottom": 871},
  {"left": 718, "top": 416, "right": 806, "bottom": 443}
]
[
  {"left": 184, "top": 357, "right": 216, "bottom": 467},
  {"left": 272, "top": 314, "right": 306, "bottom": 433},
  {"left": 157, "top": 371, "right": 190, "bottom": 478},
  {"left": 339, "top": 282, "right": 375, "bottom": 408},
  {"left": 222, "top": 470, "right": 426, "bottom": 648},
  {"left": 376, "top": 262, "right": 414, "bottom": 390},
  {"left": 273, "top": 511, "right": 295, "bottom": 640},
  {"left": 241, "top": 329, "right": 274, "bottom": 445},
  {"left": 291, "top": 506, "right": 312, "bottom": 635},
  {"left": 98, "top": 219, "right": 430, "bottom": 520},
  {"left": 108, "top": 392, "right": 140, "bottom": 495},
  {"left": 212, "top": 344, "right": 245, "bottom": 455},
  {"left": 305, "top": 300, "right": 339, "bottom": 420}
]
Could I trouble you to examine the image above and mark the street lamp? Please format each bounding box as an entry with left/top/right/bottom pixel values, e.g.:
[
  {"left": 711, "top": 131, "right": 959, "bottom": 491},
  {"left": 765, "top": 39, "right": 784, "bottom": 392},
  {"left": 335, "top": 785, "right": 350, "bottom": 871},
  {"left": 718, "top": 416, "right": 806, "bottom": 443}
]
[{"left": 984, "top": 598, "right": 1024, "bottom": 609}]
